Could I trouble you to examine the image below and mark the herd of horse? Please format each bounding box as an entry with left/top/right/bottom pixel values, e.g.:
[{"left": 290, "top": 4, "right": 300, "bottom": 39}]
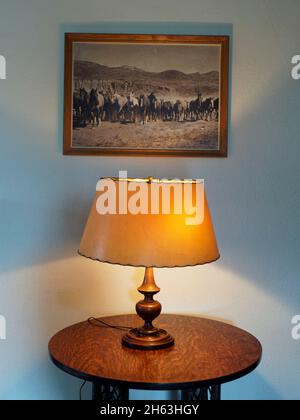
[{"left": 73, "top": 88, "right": 219, "bottom": 128}]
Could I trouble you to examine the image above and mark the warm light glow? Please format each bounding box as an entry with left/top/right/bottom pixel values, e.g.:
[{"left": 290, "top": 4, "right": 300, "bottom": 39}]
[{"left": 79, "top": 179, "right": 219, "bottom": 268}]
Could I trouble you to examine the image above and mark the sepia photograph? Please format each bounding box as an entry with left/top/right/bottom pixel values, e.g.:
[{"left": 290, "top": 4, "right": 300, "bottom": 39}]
[{"left": 63, "top": 34, "right": 229, "bottom": 156}]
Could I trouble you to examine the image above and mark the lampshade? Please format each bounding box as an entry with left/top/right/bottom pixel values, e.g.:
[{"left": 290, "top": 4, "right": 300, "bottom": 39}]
[{"left": 79, "top": 178, "right": 220, "bottom": 268}]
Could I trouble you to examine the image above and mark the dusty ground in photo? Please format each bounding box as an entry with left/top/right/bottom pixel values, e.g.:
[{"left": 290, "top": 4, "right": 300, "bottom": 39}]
[{"left": 72, "top": 120, "right": 218, "bottom": 150}]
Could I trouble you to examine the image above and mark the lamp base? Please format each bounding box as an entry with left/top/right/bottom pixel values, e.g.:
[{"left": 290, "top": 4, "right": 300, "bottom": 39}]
[
  {"left": 122, "top": 267, "right": 175, "bottom": 350},
  {"left": 122, "top": 327, "right": 174, "bottom": 350}
]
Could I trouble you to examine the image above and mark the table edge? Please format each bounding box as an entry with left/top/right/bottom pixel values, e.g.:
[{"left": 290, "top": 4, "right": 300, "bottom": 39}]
[{"left": 49, "top": 352, "right": 262, "bottom": 390}]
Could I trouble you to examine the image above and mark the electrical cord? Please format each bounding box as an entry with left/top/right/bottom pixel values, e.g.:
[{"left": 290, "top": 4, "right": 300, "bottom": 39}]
[
  {"left": 79, "top": 380, "right": 87, "bottom": 400},
  {"left": 88, "top": 317, "right": 133, "bottom": 332}
]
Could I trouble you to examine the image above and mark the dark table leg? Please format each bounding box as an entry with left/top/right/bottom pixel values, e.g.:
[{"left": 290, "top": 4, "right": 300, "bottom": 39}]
[
  {"left": 181, "top": 385, "right": 221, "bottom": 401},
  {"left": 210, "top": 385, "right": 221, "bottom": 400},
  {"left": 92, "top": 383, "right": 221, "bottom": 401},
  {"left": 92, "top": 383, "right": 129, "bottom": 401}
]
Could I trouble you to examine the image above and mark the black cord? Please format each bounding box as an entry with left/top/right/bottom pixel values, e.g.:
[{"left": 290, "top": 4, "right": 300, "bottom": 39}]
[
  {"left": 88, "top": 317, "right": 133, "bottom": 332},
  {"left": 79, "top": 380, "right": 86, "bottom": 400}
]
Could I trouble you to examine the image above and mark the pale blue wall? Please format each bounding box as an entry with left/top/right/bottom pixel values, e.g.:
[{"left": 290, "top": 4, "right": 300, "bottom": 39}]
[{"left": 0, "top": 0, "right": 299, "bottom": 400}]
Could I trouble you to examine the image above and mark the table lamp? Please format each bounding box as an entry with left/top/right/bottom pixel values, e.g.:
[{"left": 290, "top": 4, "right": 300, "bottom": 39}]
[{"left": 79, "top": 177, "right": 219, "bottom": 350}]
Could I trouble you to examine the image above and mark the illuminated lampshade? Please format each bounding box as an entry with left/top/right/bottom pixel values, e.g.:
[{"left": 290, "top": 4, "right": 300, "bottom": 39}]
[{"left": 79, "top": 178, "right": 220, "bottom": 350}]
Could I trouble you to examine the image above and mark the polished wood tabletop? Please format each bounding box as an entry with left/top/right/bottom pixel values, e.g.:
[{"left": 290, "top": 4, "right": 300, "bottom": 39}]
[{"left": 49, "top": 314, "right": 262, "bottom": 390}]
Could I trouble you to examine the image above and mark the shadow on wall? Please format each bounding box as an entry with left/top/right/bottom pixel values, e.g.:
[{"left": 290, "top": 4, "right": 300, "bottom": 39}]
[
  {"left": 0, "top": 358, "right": 84, "bottom": 400},
  {"left": 222, "top": 372, "right": 282, "bottom": 401}
]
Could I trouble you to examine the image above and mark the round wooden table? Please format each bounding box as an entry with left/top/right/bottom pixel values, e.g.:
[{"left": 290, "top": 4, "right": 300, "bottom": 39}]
[{"left": 49, "top": 314, "right": 262, "bottom": 400}]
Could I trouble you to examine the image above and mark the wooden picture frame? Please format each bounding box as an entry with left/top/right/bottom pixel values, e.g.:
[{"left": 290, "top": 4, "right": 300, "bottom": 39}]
[{"left": 63, "top": 33, "right": 229, "bottom": 157}]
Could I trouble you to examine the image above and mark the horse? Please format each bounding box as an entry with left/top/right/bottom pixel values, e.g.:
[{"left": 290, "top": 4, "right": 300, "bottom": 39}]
[
  {"left": 88, "top": 89, "right": 104, "bottom": 127},
  {"left": 200, "top": 97, "right": 214, "bottom": 121},
  {"left": 173, "top": 100, "right": 185, "bottom": 122},
  {"left": 73, "top": 88, "right": 88, "bottom": 127},
  {"left": 129, "top": 93, "right": 140, "bottom": 123},
  {"left": 147, "top": 92, "right": 158, "bottom": 121},
  {"left": 111, "top": 94, "right": 131, "bottom": 123},
  {"left": 189, "top": 94, "right": 203, "bottom": 121},
  {"left": 103, "top": 93, "right": 113, "bottom": 121},
  {"left": 155, "top": 99, "right": 162, "bottom": 120},
  {"left": 184, "top": 101, "right": 190, "bottom": 121},
  {"left": 110, "top": 93, "right": 122, "bottom": 122},
  {"left": 139, "top": 94, "right": 150, "bottom": 125},
  {"left": 213, "top": 97, "right": 219, "bottom": 120},
  {"left": 73, "top": 91, "right": 81, "bottom": 126},
  {"left": 121, "top": 98, "right": 134, "bottom": 123},
  {"left": 161, "top": 100, "right": 174, "bottom": 121}
]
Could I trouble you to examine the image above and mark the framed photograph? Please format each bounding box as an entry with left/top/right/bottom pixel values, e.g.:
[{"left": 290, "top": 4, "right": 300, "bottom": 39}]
[{"left": 63, "top": 33, "right": 229, "bottom": 157}]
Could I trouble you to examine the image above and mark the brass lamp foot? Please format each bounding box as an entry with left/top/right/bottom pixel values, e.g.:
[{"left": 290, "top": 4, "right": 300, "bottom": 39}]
[
  {"left": 122, "top": 328, "right": 174, "bottom": 350},
  {"left": 122, "top": 267, "right": 174, "bottom": 350}
]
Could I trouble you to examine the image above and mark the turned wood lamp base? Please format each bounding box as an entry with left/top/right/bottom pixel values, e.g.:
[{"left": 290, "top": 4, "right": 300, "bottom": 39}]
[{"left": 122, "top": 267, "right": 175, "bottom": 350}]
